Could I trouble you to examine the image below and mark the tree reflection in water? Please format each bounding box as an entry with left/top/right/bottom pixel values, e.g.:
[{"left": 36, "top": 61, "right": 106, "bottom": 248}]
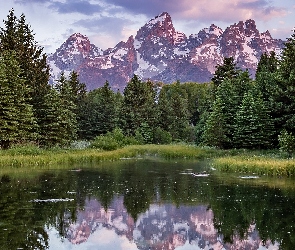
[{"left": 0, "top": 159, "right": 294, "bottom": 249}]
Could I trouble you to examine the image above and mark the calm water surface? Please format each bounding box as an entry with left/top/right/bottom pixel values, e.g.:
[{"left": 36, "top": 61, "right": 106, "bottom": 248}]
[{"left": 1, "top": 158, "right": 295, "bottom": 250}]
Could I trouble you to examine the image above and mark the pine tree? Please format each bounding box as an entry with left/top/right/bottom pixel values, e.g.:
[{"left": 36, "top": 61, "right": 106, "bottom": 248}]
[
  {"left": 202, "top": 96, "right": 227, "bottom": 148},
  {"left": 0, "top": 51, "right": 37, "bottom": 148},
  {"left": 66, "top": 71, "right": 87, "bottom": 107},
  {"left": 273, "top": 29, "right": 295, "bottom": 135},
  {"left": 96, "top": 81, "right": 119, "bottom": 134},
  {"left": 38, "top": 86, "right": 77, "bottom": 147},
  {"left": 233, "top": 87, "right": 274, "bottom": 149},
  {"left": 255, "top": 51, "right": 279, "bottom": 102},
  {"left": 121, "top": 75, "right": 157, "bottom": 136},
  {"left": 213, "top": 79, "right": 237, "bottom": 148},
  {"left": 157, "top": 85, "right": 174, "bottom": 132},
  {"left": 254, "top": 51, "right": 279, "bottom": 145},
  {"left": 79, "top": 81, "right": 120, "bottom": 139},
  {"left": 55, "top": 73, "right": 78, "bottom": 144},
  {"left": 0, "top": 9, "right": 50, "bottom": 141},
  {"left": 157, "top": 81, "right": 190, "bottom": 141},
  {"left": 182, "top": 82, "right": 215, "bottom": 126},
  {"left": 38, "top": 88, "right": 63, "bottom": 146},
  {"left": 202, "top": 70, "right": 252, "bottom": 148},
  {"left": 211, "top": 57, "right": 240, "bottom": 88}
]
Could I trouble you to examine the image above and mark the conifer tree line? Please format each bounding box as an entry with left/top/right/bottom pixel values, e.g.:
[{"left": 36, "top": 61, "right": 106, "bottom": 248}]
[{"left": 0, "top": 9, "right": 295, "bottom": 149}]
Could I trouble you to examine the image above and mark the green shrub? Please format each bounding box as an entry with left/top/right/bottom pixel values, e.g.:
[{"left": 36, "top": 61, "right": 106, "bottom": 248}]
[
  {"left": 153, "top": 128, "right": 172, "bottom": 144},
  {"left": 90, "top": 135, "right": 119, "bottom": 150},
  {"left": 135, "top": 122, "right": 153, "bottom": 144},
  {"left": 90, "top": 128, "right": 140, "bottom": 150},
  {"left": 7, "top": 143, "right": 42, "bottom": 156}
]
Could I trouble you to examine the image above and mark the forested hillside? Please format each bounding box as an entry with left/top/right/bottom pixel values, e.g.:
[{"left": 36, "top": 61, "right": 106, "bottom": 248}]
[{"left": 0, "top": 9, "right": 295, "bottom": 151}]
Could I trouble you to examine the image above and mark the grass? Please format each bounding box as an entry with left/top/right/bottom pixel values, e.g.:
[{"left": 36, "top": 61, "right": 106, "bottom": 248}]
[
  {"left": 0, "top": 144, "right": 216, "bottom": 172},
  {"left": 1, "top": 144, "right": 295, "bottom": 177},
  {"left": 212, "top": 151, "right": 295, "bottom": 176}
]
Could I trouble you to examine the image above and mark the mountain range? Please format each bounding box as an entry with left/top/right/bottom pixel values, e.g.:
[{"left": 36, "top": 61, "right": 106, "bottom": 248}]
[{"left": 47, "top": 12, "right": 285, "bottom": 91}]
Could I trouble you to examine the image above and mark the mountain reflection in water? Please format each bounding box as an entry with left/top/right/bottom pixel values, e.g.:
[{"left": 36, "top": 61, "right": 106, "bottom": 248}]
[
  {"left": 1, "top": 159, "right": 294, "bottom": 249},
  {"left": 59, "top": 197, "right": 278, "bottom": 250}
]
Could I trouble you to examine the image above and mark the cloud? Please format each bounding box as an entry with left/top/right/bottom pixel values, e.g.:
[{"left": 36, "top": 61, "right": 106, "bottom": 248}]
[
  {"left": 49, "top": 0, "right": 103, "bottom": 15},
  {"left": 271, "top": 25, "right": 294, "bottom": 40},
  {"left": 73, "top": 15, "right": 134, "bottom": 35},
  {"left": 104, "top": 0, "right": 287, "bottom": 23},
  {"left": 14, "top": 0, "right": 49, "bottom": 3},
  {"left": 73, "top": 15, "right": 136, "bottom": 49}
]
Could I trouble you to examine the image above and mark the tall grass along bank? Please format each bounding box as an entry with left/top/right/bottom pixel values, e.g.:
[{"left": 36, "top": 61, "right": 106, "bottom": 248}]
[
  {"left": 212, "top": 155, "right": 295, "bottom": 176},
  {"left": 0, "top": 144, "right": 216, "bottom": 172}
]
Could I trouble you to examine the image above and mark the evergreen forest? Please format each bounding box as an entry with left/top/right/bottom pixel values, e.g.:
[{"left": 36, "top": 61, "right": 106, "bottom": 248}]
[{"left": 1, "top": 9, "right": 295, "bottom": 152}]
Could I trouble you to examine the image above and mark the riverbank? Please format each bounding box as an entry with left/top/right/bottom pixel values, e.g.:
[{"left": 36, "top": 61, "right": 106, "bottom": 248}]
[
  {"left": 0, "top": 144, "right": 294, "bottom": 176},
  {"left": 0, "top": 144, "right": 214, "bottom": 170}
]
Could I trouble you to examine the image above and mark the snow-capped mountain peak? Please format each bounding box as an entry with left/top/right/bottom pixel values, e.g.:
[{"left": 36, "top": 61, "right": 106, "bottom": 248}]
[{"left": 47, "top": 13, "right": 285, "bottom": 91}]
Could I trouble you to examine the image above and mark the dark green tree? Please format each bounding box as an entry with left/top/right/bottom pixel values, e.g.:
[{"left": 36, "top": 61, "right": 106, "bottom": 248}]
[
  {"left": 55, "top": 73, "right": 78, "bottom": 144},
  {"left": 256, "top": 51, "right": 278, "bottom": 78},
  {"left": 255, "top": 51, "right": 279, "bottom": 144},
  {"left": 157, "top": 81, "right": 190, "bottom": 141},
  {"left": 79, "top": 81, "right": 121, "bottom": 139},
  {"left": 202, "top": 70, "right": 252, "bottom": 148},
  {"left": 211, "top": 57, "right": 240, "bottom": 88},
  {"left": 0, "top": 9, "right": 50, "bottom": 142},
  {"left": 121, "top": 75, "right": 157, "bottom": 137},
  {"left": 56, "top": 71, "right": 88, "bottom": 140},
  {"left": 66, "top": 71, "right": 87, "bottom": 107},
  {"left": 38, "top": 85, "right": 77, "bottom": 147},
  {"left": 182, "top": 82, "right": 215, "bottom": 126},
  {"left": 0, "top": 51, "right": 37, "bottom": 149},
  {"left": 233, "top": 87, "right": 274, "bottom": 149},
  {"left": 272, "top": 29, "right": 295, "bottom": 135},
  {"left": 202, "top": 96, "right": 227, "bottom": 148}
]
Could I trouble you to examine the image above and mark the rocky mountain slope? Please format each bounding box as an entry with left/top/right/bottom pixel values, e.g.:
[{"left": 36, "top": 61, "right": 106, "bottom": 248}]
[{"left": 47, "top": 12, "right": 284, "bottom": 91}]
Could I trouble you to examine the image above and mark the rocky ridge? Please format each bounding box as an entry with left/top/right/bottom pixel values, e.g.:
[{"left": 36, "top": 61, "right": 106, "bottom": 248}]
[{"left": 48, "top": 12, "right": 284, "bottom": 91}]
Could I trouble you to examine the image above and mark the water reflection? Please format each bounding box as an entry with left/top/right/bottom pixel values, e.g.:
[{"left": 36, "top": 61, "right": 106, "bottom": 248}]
[
  {"left": 0, "top": 159, "right": 294, "bottom": 249},
  {"left": 56, "top": 198, "right": 278, "bottom": 250}
]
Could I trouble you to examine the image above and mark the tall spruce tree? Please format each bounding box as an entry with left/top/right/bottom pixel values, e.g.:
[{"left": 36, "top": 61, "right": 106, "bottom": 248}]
[
  {"left": 233, "top": 87, "right": 274, "bottom": 149},
  {"left": 54, "top": 73, "right": 78, "bottom": 144},
  {"left": 79, "top": 81, "right": 120, "bottom": 139},
  {"left": 157, "top": 81, "right": 189, "bottom": 141},
  {"left": 274, "top": 29, "right": 295, "bottom": 135},
  {"left": 0, "top": 51, "right": 37, "bottom": 148},
  {"left": 211, "top": 57, "right": 240, "bottom": 88},
  {"left": 202, "top": 70, "right": 252, "bottom": 148},
  {"left": 121, "top": 75, "right": 157, "bottom": 136},
  {"left": 202, "top": 96, "right": 227, "bottom": 148},
  {"left": 66, "top": 71, "right": 87, "bottom": 107},
  {"left": 0, "top": 9, "right": 50, "bottom": 142},
  {"left": 38, "top": 87, "right": 64, "bottom": 146},
  {"left": 255, "top": 51, "right": 279, "bottom": 144}
]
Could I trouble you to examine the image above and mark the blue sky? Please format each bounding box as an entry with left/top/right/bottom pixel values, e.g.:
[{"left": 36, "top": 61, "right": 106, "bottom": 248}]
[{"left": 1, "top": 0, "right": 294, "bottom": 53}]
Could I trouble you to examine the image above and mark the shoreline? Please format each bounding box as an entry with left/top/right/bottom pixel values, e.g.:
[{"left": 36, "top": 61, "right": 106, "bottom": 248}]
[{"left": 0, "top": 144, "right": 294, "bottom": 176}]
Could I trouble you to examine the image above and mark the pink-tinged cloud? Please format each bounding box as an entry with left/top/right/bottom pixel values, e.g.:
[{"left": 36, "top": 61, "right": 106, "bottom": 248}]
[
  {"left": 106, "top": 0, "right": 287, "bottom": 23},
  {"left": 171, "top": 0, "right": 287, "bottom": 22}
]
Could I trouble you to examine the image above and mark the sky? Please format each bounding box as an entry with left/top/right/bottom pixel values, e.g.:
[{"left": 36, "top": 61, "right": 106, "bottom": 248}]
[{"left": 1, "top": 0, "right": 294, "bottom": 54}]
